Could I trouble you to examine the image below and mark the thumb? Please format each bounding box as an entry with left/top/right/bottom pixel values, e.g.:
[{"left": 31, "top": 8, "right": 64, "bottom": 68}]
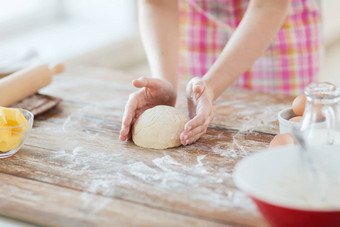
[
  {"left": 193, "top": 84, "right": 203, "bottom": 94},
  {"left": 186, "top": 77, "right": 204, "bottom": 97},
  {"left": 192, "top": 81, "right": 205, "bottom": 101},
  {"left": 132, "top": 77, "right": 161, "bottom": 89}
]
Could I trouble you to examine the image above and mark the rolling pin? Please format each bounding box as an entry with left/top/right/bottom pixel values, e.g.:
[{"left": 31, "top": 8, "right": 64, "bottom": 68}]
[{"left": 0, "top": 63, "right": 65, "bottom": 107}]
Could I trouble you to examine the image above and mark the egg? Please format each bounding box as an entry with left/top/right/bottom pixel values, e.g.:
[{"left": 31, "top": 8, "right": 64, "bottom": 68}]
[
  {"left": 292, "top": 94, "right": 306, "bottom": 116},
  {"left": 289, "top": 116, "right": 302, "bottom": 122},
  {"left": 269, "top": 133, "right": 296, "bottom": 148}
]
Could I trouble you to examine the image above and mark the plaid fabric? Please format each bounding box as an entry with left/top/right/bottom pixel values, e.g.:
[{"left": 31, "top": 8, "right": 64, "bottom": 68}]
[{"left": 178, "top": 0, "right": 322, "bottom": 95}]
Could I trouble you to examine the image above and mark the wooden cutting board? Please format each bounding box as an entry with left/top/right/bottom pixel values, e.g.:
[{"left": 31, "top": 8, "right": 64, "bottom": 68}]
[{"left": 11, "top": 93, "right": 61, "bottom": 116}]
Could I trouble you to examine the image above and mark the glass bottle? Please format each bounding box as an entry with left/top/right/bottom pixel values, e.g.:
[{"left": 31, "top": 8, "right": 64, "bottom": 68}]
[
  {"left": 300, "top": 82, "right": 340, "bottom": 145},
  {"left": 298, "top": 82, "right": 340, "bottom": 207}
]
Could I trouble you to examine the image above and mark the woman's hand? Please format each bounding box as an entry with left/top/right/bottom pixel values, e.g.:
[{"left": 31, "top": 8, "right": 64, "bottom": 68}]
[
  {"left": 180, "top": 77, "right": 214, "bottom": 145},
  {"left": 119, "top": 77, "right": 177, "bottom": 141}
]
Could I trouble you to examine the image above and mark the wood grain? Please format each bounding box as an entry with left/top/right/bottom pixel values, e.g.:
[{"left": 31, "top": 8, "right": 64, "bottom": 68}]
[{"left": 0, "top": 66, "right": 293, "bottom": 226}]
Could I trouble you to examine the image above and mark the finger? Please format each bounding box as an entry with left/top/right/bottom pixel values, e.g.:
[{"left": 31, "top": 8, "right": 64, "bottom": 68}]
[
  {"left": 121, "top": 115, "right": 137, "bottom": 141},
  {"left": 187, "top": 96, "right": 196, "bottom": 119},
  {"left": 132, "top": 77, "right": 147, "bottom": 88},
  {"left": 187, "top": 77, "right": 205, "bottom": 97},
  {"left": 193, "top": 84, "right": 202, "bottom": 93},
  {"left": 183, "top": 109, "right": 213, "bottom": 144},
  {"left": 193, "top": 78, "right": 205, "bottom": 92},
  {"left": 120, "top": 96, "right": 138, "bottom": 141},
  {"left": 182, "top": 127, "right": 207, "bottom": 145},
  {"left": 185, "top": 107, "right": 212, "bottom": 132},
  {"left": 186, "top": 77, "right": 201, "bottom": 97},
  {"left": 187, "top": 130, "right": 206, "bottom": 145},
  {"left": 120, "top": 114, "right": 132, "bottom": 141},
  {"left": 180, "top": 123, "right": 208, "bottom": 145},
  {"left": 126, "top": 127, "right": 133, "bottom": 140},
  {"left": 194, "top": 84, "right": 206, "bottom": 100},
  {"left": 186, "top": 114, "right": 212, "bottom": 145},
  {"left": 120, "top": 119, "right": 133, "bottom": 141},
  {"left": 132, "top": 77, "right": 164, "bottom": 89}
]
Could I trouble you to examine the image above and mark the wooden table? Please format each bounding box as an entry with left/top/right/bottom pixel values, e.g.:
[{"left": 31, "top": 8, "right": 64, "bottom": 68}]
[{"left": 0, "top": 66, "right": 293, "bottom": 226}]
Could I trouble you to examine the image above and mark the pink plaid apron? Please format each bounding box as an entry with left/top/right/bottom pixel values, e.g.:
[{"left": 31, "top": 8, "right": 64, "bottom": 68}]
[{"left": 178, "top": 0, "right": 322, "bottom": 95}]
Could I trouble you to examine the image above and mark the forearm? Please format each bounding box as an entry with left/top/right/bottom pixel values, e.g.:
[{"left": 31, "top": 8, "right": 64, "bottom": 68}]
[
  {"left": 138, "top": 0, "right": 179, "bottom": 88},
  {"left": 204, "top": 0, "right": 291, "bottom": 100}
]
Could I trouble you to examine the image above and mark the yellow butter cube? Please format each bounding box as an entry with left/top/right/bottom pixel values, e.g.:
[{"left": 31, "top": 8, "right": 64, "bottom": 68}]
[
  {"left": 0, "top": 108, "right": 27, "bottom": 152},
  {"left": 0, "top": 127, "right": 12, "bottom": 143},
  {"left": 0, "top": 110, "right": 7, "bottom": 127},
  {"left": 13, "top": 124, "right": 28, "bottom": 134},
  {"left": 0, "top": 133, "right": 23, "bottom": 152},
  {"left": 0, "top": 107, "right": 27, "bottom": 125},
  {"left": 0, "top": 107, "right": 27, "bottom": 133}
]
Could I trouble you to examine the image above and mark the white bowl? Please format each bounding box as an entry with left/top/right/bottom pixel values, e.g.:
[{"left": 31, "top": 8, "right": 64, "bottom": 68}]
[
  {"left": 278, "top": 107, "right": 327, "bottom": 135},
  {"left": 233, "top": 145, "right": 340, "bottom": 227},
  {"left": 278, "top": 107, "right": 300, "bottom": 134}
]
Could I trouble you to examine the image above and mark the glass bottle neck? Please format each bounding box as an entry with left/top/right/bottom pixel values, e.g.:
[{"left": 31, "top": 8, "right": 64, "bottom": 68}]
[{"left": 305, "top": 82, "right": 340, "bottom": 104}]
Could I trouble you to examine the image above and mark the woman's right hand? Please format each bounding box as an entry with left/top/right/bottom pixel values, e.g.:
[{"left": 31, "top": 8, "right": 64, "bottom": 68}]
[{"left": 119, "top": 77, "right": 177, "bottom": 141}]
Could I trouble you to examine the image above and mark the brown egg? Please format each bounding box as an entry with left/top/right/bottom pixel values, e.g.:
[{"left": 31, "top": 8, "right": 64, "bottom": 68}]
[
  {"left": 292, "top": 94, "right": 306, "bottom": 116},
  {"left": 289, "top": 116, "right": 302, "bottom": 122},
  {"left": 269, "top": 133, "right": 296, "bottom": 148}
]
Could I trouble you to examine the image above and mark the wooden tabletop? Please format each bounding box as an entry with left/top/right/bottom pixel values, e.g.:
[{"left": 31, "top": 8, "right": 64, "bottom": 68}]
[{"left": 0, "top": 66, "right": 293, "bottom": 227}]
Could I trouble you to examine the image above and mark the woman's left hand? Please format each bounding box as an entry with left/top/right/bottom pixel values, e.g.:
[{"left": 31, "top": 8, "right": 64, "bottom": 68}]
[{"left": 180, "top": 77, "right": 214, "bottom": 145}]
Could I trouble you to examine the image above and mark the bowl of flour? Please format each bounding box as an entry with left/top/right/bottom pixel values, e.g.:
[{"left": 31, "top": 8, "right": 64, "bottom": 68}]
[{"left": 233, "top": 145, "right": 340, "bottom": 227}]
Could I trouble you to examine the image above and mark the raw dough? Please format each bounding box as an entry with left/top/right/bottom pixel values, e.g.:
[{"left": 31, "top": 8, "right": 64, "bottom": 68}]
[{"left": 132, "top": 105, "right": 189, "bottom": 149}]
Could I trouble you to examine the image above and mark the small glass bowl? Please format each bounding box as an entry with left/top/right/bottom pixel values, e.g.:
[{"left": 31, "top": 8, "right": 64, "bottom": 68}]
[{"left": 0, "top": 108, "right": 34, "bottom": 158}]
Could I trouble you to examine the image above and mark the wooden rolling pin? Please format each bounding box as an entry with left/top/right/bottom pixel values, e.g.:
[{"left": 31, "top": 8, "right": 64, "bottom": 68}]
[{"left": 0, "top": 63, "right": 65, "bottom": 107}]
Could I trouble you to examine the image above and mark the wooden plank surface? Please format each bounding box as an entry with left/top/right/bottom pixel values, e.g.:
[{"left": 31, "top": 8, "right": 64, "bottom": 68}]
[{"left": 0, "top": 66, "right": 294, "bottom": 226}]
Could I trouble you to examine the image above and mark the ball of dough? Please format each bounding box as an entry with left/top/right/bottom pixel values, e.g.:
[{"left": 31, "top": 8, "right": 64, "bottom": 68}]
[{"left": 132, "top": 105, "right": 189, "bottom": 149}]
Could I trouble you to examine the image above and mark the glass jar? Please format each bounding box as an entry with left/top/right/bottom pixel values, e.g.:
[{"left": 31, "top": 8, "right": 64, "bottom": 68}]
[{"left": 300, "top": 82, "right": 340, "bottom": 145}]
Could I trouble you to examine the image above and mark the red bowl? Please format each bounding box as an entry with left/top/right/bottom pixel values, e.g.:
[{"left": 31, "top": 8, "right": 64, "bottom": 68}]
[
  {"left": 233, "top": 145, "right": 340, "bottom": 227},
  {"left": 252, "top": 196, "right": 340, "bottom": 227}
]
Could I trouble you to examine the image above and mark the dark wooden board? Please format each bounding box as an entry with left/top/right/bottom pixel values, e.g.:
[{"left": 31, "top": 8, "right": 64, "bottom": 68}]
[{"left": 11, "top": 93, "right": 62, "bottom": 116}]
